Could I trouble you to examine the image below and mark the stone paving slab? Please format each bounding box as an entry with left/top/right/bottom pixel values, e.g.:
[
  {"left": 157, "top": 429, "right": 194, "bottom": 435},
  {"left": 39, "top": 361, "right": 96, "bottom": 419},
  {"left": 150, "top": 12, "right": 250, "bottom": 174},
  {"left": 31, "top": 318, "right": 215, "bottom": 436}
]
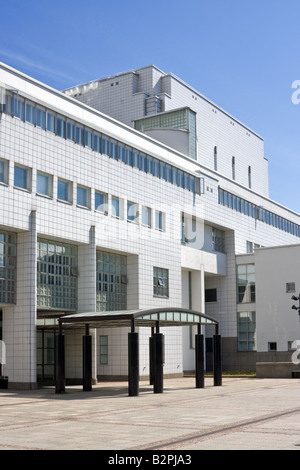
[{"left": 0, "top": 377, "right": 300, "bottom": 451}]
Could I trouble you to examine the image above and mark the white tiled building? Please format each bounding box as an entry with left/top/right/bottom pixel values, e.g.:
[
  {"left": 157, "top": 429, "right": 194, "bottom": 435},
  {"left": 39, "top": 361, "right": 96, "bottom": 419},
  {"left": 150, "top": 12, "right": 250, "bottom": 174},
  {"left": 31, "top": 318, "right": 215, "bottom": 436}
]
[{"left": 0, "top": 62, "right": 300, "bottom": 389}]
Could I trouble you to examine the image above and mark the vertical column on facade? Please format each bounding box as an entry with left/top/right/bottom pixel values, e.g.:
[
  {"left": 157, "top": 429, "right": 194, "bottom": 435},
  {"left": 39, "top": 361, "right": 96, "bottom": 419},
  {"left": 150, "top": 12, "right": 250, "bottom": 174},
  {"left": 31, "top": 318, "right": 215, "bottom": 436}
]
[
  {"left": 55, "top": 322, "right": 65, "bottom": 393},
  {"left": 4, "top": 210, "right": 37, "bottom": 389},
  {"left": 78, "top": 225, "right": 97, "bottom": 384},
  {"left": 149, "top": 327, "right": 154, "bottom": 385},
  {"left": 128, "top": 318, "right": 139, "bottom": 396},
  {"left": 153, "top": 321, "right": 164, "bottom": 394},
  {"left": 83, "top": 324, "right": 92, "bottom": 391},
  {"left": 213, "top": 325, "right": 222, "bottom": 386},
  {"left": 195, "top": 324, "right": 205, "bottom": 388}
]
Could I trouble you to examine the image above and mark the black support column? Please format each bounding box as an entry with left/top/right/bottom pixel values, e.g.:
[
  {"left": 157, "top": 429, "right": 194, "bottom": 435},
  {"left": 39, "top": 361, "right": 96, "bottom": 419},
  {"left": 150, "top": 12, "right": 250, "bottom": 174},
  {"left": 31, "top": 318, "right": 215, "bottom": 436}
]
[
  {"left": 213, "top": 325, "right": 222, "bottom": 386},
  {"left": 83, "top": 324, "right": 92, "bottom": 391},
  {"left": 153, "top": 321, "right": 164, "bottom": 394},
  {"left": 128, "top": 318, "right": 139, "bottom": 396},
  {"left": 55, "top": 323, "right": 65, "bottom": 394},
  {"left": 195, "top": 325, "right": 205, "bottom": 388},
  {"left": 149, "top": 327, "right": 154, "bottom": 385}
]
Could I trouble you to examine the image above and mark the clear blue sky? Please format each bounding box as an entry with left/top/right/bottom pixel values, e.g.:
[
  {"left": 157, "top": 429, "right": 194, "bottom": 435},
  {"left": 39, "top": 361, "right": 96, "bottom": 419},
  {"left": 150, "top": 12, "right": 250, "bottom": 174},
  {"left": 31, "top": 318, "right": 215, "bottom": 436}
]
[{"left": 1, "top": 0, "right": 300, "bottom": 213}]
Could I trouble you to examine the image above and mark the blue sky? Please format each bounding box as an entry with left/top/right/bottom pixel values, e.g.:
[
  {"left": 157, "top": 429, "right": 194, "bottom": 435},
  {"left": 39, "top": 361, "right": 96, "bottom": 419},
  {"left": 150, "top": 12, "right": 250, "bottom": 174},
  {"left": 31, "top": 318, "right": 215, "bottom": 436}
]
[{"left": 1, "top": 0, "right": 300, "bottom": 213}]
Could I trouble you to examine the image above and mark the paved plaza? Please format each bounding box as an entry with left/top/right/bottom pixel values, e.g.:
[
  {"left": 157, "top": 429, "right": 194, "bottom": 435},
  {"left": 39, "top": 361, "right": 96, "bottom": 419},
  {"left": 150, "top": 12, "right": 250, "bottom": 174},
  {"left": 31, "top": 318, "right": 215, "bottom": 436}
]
[{"left": 0, "top": 376, "right": 300, "bottom": 451}]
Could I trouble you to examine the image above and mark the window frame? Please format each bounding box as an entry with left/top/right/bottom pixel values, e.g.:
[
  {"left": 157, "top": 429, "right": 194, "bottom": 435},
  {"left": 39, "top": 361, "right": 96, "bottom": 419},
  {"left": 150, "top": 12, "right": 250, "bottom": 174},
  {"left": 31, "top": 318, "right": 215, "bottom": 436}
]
[
  {"left": 57, "top": 178, "right": 73, "bottom": 204},
  {"left": 36, "top": 171, "right": 53, "bottom": 198},
  {"left": 77, "top": 184, "right": 90, "bottom": 209},
  {"left": 153, "top": 267, "right": 169, "bottom": 298},
  {"left": 14, "top": 164, "right": 31, "bottom": 191}
]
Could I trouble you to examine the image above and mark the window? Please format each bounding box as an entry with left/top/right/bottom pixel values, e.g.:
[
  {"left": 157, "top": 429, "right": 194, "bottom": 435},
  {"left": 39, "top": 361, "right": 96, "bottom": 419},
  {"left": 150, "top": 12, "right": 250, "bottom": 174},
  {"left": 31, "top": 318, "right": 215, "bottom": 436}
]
[
  {"left": 37, "top": 172, "right": 52, "bottom": 197},
  {"left": 100, "top": 336, "right": 108, "bottom": 364},
  {"left": 57, "top": 179, "right": 72, "bottom": 203},
  {"left": 0, "top": 159, "right": 8, "bottom": 185},
  {"left": 127, "top": 202, "right": 138, "bottom": 223},
  {"left": 205, "top": 288, "right": 217, "bottom": 303},
  {"left": 153, "top": 267, "right": 169, "bottom": 297},
  {"left": 95, "top": 191, "right": 108, "bottom": 213},
  {"left": 77, "top": 185, "right": 90, "bottom": 208},
  {"left": 142, "top": 206, "right": 151, "bottom": 227},
  {"left": 237, "top": 312, "right": 256, "bottom": 351},
  {"left": 232, "top": 157, "right": 235, "bottom": 180},
  {"left": 248, "top": 166, "right": 252, "bottom": 188},
  {"left": 66, "top": 120, "right": 75, "bottom": 141},
  {"left": 14, "top": 165, "right": 31, "bottom": 191},
  {"left": 286, "top": 282, "right": 296, "bottom": 293},
  {"left": 111, "top": 197, "right": 121, "bottom": 218},
  {"left": 46, "top": 111, "right": 55, "bottom": 133},
  {"left": 75, "top": 124, "right": 84, "bottom": 146},
  {"left": 0, "top": 231, "right": 17, "bottom": 305},
  {"left": 214, "top": 146, "right": 218, "bottom": 171},
  {"left": 212, "top": 228, "right": 225, "bottom": 253},
  {"left": 56, "top": 115, "right": 65, "bottom": 138},
  {"left": 85, "top": 128, "right": 93, "bottom": 149},
  {"left": 155, "top": 211, "right": 164, "bottom": 231},
  {"left": 36, "top": 106, "right": 46, "bottom": 130},
  {"left": 268, "top": 342, "right": 277, "bottom": 351},
  {"left": 37, "top": 239, "right": 78, "bottom": 309},
  {"left": 246, "top": 241, "right": 253, "bottom": 254},
  {"left": 25, "top": 101, "right": 35, "bottom": 124},
  {"left": 237, "top": 264, "right": 256, "bottom": 303},
  {"left": 96, "top": 251, "right": 127, "bottom": 311}
]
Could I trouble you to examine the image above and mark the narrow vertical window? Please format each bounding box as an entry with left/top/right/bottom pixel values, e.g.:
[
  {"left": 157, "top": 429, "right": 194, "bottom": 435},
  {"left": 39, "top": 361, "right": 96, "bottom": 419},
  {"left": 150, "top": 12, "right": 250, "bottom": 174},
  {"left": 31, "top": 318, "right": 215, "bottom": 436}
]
[
  {"left": 248, "top": 166, "right": 252, "bottom": 188},
  {"left": 232, "top": 157, "right": 235, "bottom": 180},
  {"left": 214, "top": 146, "right": 218, "bottom": 171}
]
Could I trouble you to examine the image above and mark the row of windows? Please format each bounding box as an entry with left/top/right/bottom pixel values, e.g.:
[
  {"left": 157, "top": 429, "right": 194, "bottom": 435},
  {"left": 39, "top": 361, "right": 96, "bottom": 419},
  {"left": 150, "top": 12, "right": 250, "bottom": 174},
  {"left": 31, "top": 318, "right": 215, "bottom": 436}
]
[
  {"left": 0, "top": 159, "right": 166, "bottom": 231},
  {"left": 218, "top": 187, "right": 300, "bottom": 238},
  {"left": 4, "top": 92, "right": 200, "bottom": 194}
]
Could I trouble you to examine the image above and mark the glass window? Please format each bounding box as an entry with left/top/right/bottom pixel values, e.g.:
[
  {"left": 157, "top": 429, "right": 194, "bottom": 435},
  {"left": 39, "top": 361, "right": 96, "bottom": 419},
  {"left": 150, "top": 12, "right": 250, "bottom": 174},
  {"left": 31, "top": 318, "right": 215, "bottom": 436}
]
[
  {"left": 0, "top": 159, "right": 8, "bottom": 184},
  {"left": 132, "top": 150, "right": 139, "bottom": 168},
  {"left": 25, "top": 101, "right": 35, "bottom": 124},
  {"left": 147, "top": 155, "right": 153, "bottom": 174},
  {"left": 111, "top": 197, "right": 120, "bottom": 218},
  {"left": 142, "top": 206, "right": 151, "bottom": 227},
  {"left": 95, "top": 191, "right": 108, "bottom": 213},
  {"left": 57, "top": 179, "right": 72, "bottom": 203},
  {"left": 96, "top": 251, "right": 127, "bottom": 311},
  {"left": 237, "top": 312, "right": 256, "bottom": 351},
  {"left": 127, "top": 201, "right": 138, "bottom": 223},
  {"left": 56, "top": 115, "right": 65, "bottom": 138},
  {"left": 139, "top": 153, "right": 146, "bottom": 172},
  {"left": 102, "top": 135, "right": 109, "bottom": 155},
  {"left": 0, "top": 230, "right": 17, "bottom": 305},
  {"left": 237, "top": 264, "right": 256, "bottom": 303},
  {"left": 46, "top": 111, "right": 55, "bottom": 133},
  {"left": 126, "top": 146, "right": 132, "bottom": 166},
  {"left": 93, "top": 132, "right": 101, "bottom": 153},
  {"left": 37, "top": 238, "right": 78, "bottom": 310},
  {"left": 14, "top": 165, "right": 31, "bottom": 191},
  {"left": 155, "top": 211, "right": 164, "bottom": 231},
  {"left": 286, "top": 282, "right": 296, "bottom": 293},
  {"left": 37, "top": 172, "right": 52, "bottom": 197},
  {"left": 66, "top": 120, "right": 75, "bottom": 141},
  {"left": 212, "top": 228, "right": 225, "bottom": 253},
  {"left": 153, "top": 267, "right": 169, "bottom": 298},
  {"left": 100, "top": 336, "right": 108, "bottom": 364},
  {"left": 118, "top": 143, "right": 125, "bottom": 162},
  {"left": 75, "top": 124, "right": 84, "bottom": 146},
  {"left": 85, "top": 129, "right": 93, "bottom": 149},
  {"left": 77, "top": 185, "right": 90, "bottom": 208},
  {"left": 205, "top": 289, "right": 217, "bottom": 303},
  {"left": 36, "top": 106, "right": 46, "bottom": 130},
  {"left": 109, "top": 139, "right": 117, "bottom": 159}
]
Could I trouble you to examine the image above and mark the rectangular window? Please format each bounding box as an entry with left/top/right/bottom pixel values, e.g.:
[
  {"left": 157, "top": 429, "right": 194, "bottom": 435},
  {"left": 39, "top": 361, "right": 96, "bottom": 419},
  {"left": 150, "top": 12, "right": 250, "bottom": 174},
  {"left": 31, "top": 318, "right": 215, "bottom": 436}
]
[
  {"left": 36, "top": 106, "right": 46, "bottom": 130},
  {"left": 111, "top": 196, "right": 120, "bottom": 218},
  {"left": 268, "top": 342, "right": 277, "bottom": 351},
  {"left": 56, "top": 115, "right": 65, "bottom": 138},
  {"left": 93, "top": 132, "right": 101, "bottom": 153},
  {"left": 237, "top": 312, "right": 256, "bottom": 351},
  {"left": 0, "top": 159, "right": 8, "bottom": 185},
  {"left": 142, "top": 206, "right": 151, "bottom": 227},
  {"left": 95, "top": 191, "right": 108, "bottom": 213},
  {"left": 127, "top": 201, "right": 138, "bottom": 223},
  {"left": 212, "top": 228, "right": 225, "bottom": 253},
  {"left": 237, "top": 264, "right": 256, "bottom": 303},
  {"left": 66, "top": 120, "right": 75, "bottom": 141},
  {"left": 25, "top": 101, "right": 35, "bottom": 124},
  {"left": 37, "top": 172, "right": 52, "bottom": 197},
  {"left": 85, "top": 128, "right": 93, "bottom": 149},
  {"left": 14, "top": 165, "right": 31, "bottom": 191},
  {"left": 96, "top": 251, "right": 127, "bottom": 311},
  {"left": 75, "top": 124, "right": 84, "bottom": 146},
  {"left": 46, "top": 111, "right": 55, "bottom": 133},
  {"left": 100, "top": 336, "right": 108, "bottom": 364},
  {"left": 286, "top": 282, "right": 296, "bottom": 293},
  {"left": 37, "top": 238, "right": 78, "bottom": 309},
  {"left": 205, "top": 288, "right": 217, "bottom": 303},
  {"left": 153, "top": 267, "right": 169, "bottom": 298},
  {"left": 77, "top": 185, "right": 90, "bottom": 208},
  {"left": 0, "top": 231, "right": 17, "bottom": 305},
  {"left": 155, "top": 211, "right": 164, "bottom": 231},
  {"left": 57, "top": 179, "right": 72, "bottom": 203}
]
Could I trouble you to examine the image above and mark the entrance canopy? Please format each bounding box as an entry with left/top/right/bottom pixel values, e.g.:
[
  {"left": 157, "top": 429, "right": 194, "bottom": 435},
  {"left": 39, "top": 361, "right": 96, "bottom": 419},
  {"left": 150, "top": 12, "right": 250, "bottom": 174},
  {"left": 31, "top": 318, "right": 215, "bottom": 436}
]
[{"left": 58, "top": 307, "right": 219, "bottom": 331}]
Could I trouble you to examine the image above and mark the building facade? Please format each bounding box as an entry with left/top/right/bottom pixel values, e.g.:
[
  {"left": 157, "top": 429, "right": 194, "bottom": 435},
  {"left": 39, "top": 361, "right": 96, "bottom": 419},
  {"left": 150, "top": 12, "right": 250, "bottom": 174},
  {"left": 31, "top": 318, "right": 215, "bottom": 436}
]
[{"left": 0, "top": 63, "right": 300, "bottom": 389}]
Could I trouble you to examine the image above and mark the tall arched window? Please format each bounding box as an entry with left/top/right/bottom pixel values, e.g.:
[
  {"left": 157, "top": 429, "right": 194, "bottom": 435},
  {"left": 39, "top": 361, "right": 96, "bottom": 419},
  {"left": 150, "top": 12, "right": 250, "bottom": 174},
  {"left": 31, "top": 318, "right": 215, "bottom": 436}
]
[
  {"left": 232, "top": 157, "right": 235, "bottom": 180},
  {"left": 214, "top": 146, "right": 218, "bottom": 171},
  {"left": 248, "top": 166, "right": 252, "bottom": 188}
]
